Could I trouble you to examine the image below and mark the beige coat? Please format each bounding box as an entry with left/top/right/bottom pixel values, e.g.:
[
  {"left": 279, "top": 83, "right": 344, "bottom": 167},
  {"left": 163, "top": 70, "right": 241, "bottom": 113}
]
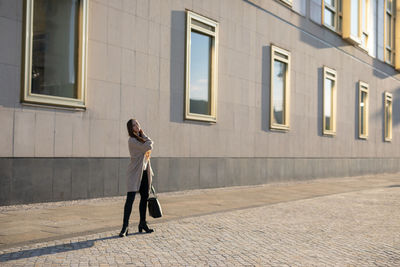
[{"left": 126, "top": 133, "right": 154, "bottom": 192}]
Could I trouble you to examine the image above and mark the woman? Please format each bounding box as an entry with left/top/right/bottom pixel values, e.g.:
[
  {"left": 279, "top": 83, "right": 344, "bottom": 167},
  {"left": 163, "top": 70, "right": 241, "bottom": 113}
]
[{"left": 119, "top": 119, "right": 154, "bottom": 237}]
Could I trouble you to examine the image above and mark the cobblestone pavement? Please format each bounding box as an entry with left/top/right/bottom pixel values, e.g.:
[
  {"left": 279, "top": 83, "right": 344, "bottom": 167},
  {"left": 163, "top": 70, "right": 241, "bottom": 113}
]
[{"left": 0, "top": 187, "right": 399, "bottom": 266}]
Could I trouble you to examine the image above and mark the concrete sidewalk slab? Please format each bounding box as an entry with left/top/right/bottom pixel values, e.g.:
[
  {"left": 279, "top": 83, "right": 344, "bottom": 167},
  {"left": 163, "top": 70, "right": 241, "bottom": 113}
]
[{"left": 0, "top": 173, "right": 399, "bottom": 250}]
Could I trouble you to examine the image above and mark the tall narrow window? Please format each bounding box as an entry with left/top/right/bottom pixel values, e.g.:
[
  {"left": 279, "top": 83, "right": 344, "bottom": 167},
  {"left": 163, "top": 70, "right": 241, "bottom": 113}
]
[
  {"left": 385, "top": 92, "right": 393, "bottom": 141},
  {"left": 270, "top": 45, "right": 290, "bottom": 131},
  {"left": 322, "top": 0, "right": 343, "bottom": 33},
  {"left": 323, "top": 67, "right": 337, "bottom": 135},
  {"left": 343, "top": 0, "right": 365, "bottom": 45},
  {"left": 185, "top": 11, "right": 218, "bottom": 122},
  {"left": 385, "top": 0, "right": 395, "bottom": 64},
  {"left": 360, "top": 0, "right": 369, "bottom": 49},
  {"left": 359, "top": 82, "right": 369, "bottom": 139},
  {"left": 22, "top": 0, "right": 88, "bottom": 108}
]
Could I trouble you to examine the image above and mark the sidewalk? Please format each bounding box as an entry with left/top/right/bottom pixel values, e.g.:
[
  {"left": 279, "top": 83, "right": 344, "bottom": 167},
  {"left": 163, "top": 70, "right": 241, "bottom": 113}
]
[{"left": 1, "top": 173, "right": 399, "bottom": 250}]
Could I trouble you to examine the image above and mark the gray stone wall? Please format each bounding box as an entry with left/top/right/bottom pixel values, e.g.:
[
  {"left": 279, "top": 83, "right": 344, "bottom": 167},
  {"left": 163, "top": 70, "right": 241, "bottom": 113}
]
[
  {"left": 2, "top": 157, "right": 400, "bottom": 205},
  {"left": 2, "top": 0, "right": 400, "bottom": 205}
]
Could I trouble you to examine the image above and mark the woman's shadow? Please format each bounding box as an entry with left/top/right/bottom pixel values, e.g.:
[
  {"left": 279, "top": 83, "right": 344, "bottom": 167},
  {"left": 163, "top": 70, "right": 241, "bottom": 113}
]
[{"left": 0, "top": 232, "right": 147, "bottom": 262}]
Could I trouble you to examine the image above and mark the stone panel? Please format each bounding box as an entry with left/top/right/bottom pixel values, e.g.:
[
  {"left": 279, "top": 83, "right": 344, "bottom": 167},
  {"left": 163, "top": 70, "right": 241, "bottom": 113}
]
[
  {"left": 199, "top": 158, "right": 217, "bottom": 189},
  {"left": 53, "top": 158, "right": 72, "bottom": 201},
  {"left": 11, "top": 159, "right": 35, "bottom": 204},
  {"left": 103, "top": 158, "right": 119, "bottom": 197},
  {"left": 88, "top": 158, "right": 105, "bottom": 198},
  {"left": 30, "top": 159, "right": 53, "bottom": 203},
  {"left": 169, "top": 157, "right": 200, "bottom": 191},
  {"left": 14, "top": 111, "right": 35, "bottom": 157},
  {"left": 0, "top": 109, "right": 13, "bottom": 157},
  {"left": 34, "top": 112, "right": 55, "bottom": 157},
  {"left": 0, "top": 158, "right": 11, "bottom": 205},
  {"left": 71, "top": 158, "right": 89, "bottom": 200},
  {"left": 0, "top": 17, "right": 17, "bottom": 65}
]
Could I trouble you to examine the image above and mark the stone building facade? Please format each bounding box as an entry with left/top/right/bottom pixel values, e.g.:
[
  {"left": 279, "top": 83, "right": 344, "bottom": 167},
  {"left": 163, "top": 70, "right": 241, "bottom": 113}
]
[{"left": 1, "top": 0, "right": 400, "bottom": 205}]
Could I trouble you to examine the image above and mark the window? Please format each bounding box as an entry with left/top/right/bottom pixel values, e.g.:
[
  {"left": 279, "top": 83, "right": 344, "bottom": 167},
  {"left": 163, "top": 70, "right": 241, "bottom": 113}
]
[
  {"left": 322, "top": 0, "right": 343, "bottom": 33},
  {"left": 342, "top": 0, "right": 360, "bottom": 44},
  {"left": 185, "top": 11, "right": 218, "bottom": 122},
  {"left": 342, "top": 0, "right": 369, "bottom": 48},
  {"left": 360, "top": 0, "right": 369, "bottom": 49},
  {"left": 359, "top": 82, "right": 369, "bottom": 139},
  {"left": 270, "top": 45, "right": 291, "bottom": 131},
  {"left": 22, "top": 0, "right": 88, "bottom": 108},
  {"left": 385, "top": 92, "right": 393, "bottom": 141},
  {"left": 384, "top": 0, "right": 395, "bottom": 65},
  {"left": 323, "top": 67, "right": 337, "bottom": 135}
]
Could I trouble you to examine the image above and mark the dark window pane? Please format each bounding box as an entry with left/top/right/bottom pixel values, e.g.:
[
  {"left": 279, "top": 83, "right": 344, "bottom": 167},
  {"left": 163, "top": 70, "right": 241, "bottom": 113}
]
[
  {"left": 32, "top": 0, "right": 79, "bottom": 98},
  {"left": 273, "top": 60, "right": 286, "bottom": 125},
  {"left": 360, "top": 91, "right": 366, "bottom": 135},
  {"left": 324, "top": 78, "right": 333, "bottom": 131},
  {"left": 324, "top": 9, "right": 335, "bottom": 27},
  {"left": 189, "top": 31, "right": 212, "bottom": 115}
]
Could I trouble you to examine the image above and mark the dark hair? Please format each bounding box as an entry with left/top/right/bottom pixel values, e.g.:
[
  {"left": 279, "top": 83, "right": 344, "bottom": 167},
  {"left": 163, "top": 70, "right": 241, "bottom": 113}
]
[
  {"left": 127, "top": 119, "right": 145, "bottom": 143},
  {"left": 127, "top": 119, "right": 135, "bottom": 138}
]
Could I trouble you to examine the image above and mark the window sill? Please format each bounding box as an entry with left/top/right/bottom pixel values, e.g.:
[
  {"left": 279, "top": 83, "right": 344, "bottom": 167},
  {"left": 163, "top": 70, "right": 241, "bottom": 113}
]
[
  {"left": 21, "top": 101, "right": 86, "bottom": 111},
  {"left": 270, "top": 124, "right": 290, "bottom": 132},
  {"left": 185, "top": 113, "right": 217, "bottom": 123},
  {"left": 323, "top": 131, "right": 336, "bottom": 137}
]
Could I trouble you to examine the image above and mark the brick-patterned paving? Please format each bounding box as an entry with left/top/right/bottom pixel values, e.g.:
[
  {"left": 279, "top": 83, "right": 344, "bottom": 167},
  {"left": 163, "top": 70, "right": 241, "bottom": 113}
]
[{"left": 1, "top": 187, "right": 399, "bottom": 266}]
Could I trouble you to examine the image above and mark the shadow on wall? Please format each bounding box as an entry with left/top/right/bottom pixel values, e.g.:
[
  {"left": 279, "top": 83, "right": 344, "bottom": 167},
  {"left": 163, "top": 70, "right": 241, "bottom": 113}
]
[
  {"left": 261, "top": 45, "right": 270, "bottom": 132},
  {"left": 354, "top": 82, "right": 359, "bottom": 141},
  {"left": 170, "top": 10, "right": 186, "bottom": 123},
  {"left": 372, "top": 59, "right": 400, "bottom": 80},
  {"left": 394, "top": 89, "right": 400, "bottom": 126},
  {"left": 317, "top": 67, "right": 323, "bottom": 137}
]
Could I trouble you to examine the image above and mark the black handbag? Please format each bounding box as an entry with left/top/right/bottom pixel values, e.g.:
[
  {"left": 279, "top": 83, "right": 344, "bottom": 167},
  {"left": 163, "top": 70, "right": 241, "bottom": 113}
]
[{"left": 148, "top": 185, "right": 162, "bottom": 218}]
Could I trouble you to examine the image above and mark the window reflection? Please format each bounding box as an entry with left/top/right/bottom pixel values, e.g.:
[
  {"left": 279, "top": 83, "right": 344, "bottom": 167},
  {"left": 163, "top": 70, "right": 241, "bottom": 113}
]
[
  {"left": 273, "top": 60, "right": 286, "bottom": 125},
  {"left": 32, "top": 0, "right": 79, "bottom": 99},
  {"left": 189, "top": 31, "right": 212, "bottom": 115},
  {"left": 324, "top": 9, "right": 335, "bottom": 27},
  {"left": 324, "top": 78, "right": 333, "bottom": 131},
  {"left": 385, "top": 98, "right": 392, "bottom": 139},
  {"left": 360, "top": 91, "right": 366, "bottom": 135}
]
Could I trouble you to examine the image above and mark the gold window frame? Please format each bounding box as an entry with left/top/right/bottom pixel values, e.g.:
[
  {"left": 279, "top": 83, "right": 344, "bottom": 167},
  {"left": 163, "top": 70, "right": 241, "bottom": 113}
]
[
  {"left": 270, "top": 45, "right": 291, "bottom": 131},
  {"left": 323, "top": 66, "right": 337, "bottom": 136},
  {"left": 185, "top": 11, "right": 218, "bottom": 123},
  {"left": 322, "top": 0, "right": 343, "bottom": 33},
  {"left": 384, "top": 92, "right": 393, "bottom": 142},
  {"left": 22, "top": 0, "right": 88, "bottom": 109},
  {"left": 358, "top": 81, "right": 369, "bottom": 139},
  {"left": 342, "top": 0, "right": 362, "bottom": 45},
  {"left": 385, "top": 0, "right": 396, "bottom": 66},
  {"left": 359, "top": 0, "right": 369, "bottom": 50},
  {"left": 395, "top": 1, "right": 400, "bottom": 69}
]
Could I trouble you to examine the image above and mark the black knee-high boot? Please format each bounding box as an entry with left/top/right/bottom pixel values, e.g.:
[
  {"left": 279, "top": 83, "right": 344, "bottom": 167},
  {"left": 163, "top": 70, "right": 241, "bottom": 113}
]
[{"left": 119, "top": 192, "right": 135, "bottom": 237}]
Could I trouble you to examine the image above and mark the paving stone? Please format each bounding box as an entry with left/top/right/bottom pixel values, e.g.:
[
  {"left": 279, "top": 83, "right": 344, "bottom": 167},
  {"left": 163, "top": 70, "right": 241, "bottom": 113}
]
[{"left": 0, "top": 187, "right": 399, "bottom": 266}]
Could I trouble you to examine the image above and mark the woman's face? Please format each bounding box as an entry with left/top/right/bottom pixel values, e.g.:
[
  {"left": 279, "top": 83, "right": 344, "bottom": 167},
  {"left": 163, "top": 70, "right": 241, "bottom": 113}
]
[{"left": 132, "top": 120, "right": 140, "bottom": 134}]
